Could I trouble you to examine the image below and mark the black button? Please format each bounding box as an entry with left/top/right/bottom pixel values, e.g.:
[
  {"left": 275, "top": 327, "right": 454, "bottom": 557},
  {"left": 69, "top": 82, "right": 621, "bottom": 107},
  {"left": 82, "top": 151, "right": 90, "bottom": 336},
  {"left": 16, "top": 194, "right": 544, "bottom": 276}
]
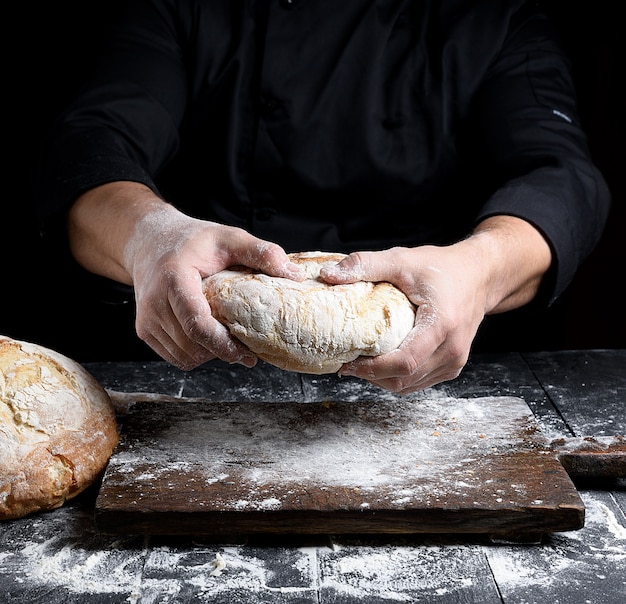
[{"left": 280, "top": 0, "right": 296, "bottom": 8}]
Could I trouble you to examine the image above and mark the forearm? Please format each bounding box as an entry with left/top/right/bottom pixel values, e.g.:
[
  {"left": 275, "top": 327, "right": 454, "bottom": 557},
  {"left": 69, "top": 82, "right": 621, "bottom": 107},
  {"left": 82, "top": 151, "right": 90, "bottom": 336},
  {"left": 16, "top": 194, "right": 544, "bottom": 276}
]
[
  {"left": 464, "top": 215, "right": 552, "bottom": 314},
  {"left": 66, "top": 181, "right": 170, "bottom": 286}
]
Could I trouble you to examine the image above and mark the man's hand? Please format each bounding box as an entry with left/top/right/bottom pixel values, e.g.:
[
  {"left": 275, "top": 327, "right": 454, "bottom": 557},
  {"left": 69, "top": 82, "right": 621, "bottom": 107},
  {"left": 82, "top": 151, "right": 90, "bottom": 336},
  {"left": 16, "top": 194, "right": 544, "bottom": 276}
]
[
  {"left": 67, "top": 182, "right": 306, "bottom": 370},
  {"left": 320, "top": 216, "right": 552, "bottom": 393}
]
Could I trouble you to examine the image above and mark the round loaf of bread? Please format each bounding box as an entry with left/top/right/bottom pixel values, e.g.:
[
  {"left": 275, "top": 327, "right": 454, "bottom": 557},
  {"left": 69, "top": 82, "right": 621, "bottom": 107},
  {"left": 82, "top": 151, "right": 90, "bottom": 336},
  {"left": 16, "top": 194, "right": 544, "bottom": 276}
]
[
  {"left": 203, "top": 251, "right": 416, "bottom": 374},
  {"left": 0, "top": 336, "right": 118, "bottom": 520}
]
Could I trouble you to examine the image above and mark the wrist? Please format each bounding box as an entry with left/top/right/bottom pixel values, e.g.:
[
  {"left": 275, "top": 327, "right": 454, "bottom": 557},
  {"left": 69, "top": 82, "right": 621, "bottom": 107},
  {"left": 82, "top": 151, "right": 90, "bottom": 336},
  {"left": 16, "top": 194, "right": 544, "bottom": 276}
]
[
  {"left": 466, "top": 215, "right": 552, "bottom": 314},
  {"left": 67, "top": 181, "right": 168, "bottom": 285}
]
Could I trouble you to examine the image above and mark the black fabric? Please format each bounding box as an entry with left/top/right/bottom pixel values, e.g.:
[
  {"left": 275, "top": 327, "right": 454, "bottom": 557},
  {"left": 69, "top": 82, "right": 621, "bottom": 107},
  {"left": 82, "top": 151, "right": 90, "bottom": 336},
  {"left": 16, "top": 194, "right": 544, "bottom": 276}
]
[{"left": 34, "top": 0, "right": 610, "bottom": 305}]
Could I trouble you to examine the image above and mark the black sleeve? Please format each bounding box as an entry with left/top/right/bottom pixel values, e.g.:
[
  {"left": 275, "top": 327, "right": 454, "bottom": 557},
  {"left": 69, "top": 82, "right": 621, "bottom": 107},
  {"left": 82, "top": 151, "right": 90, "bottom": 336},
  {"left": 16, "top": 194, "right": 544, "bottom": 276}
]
[
  {"left": 33, "top": 0, "right": 188, "bottom": 229},
  {"left": 472, "top": 3, "right": 611, "bottom": 303}
]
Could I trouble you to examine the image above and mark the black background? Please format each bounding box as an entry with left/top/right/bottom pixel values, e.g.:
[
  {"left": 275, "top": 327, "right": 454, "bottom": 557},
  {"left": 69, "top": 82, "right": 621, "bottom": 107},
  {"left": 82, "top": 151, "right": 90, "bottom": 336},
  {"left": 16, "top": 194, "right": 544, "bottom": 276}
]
[{"left": 4, "top": 1, "right": 624, "bottom": 363}]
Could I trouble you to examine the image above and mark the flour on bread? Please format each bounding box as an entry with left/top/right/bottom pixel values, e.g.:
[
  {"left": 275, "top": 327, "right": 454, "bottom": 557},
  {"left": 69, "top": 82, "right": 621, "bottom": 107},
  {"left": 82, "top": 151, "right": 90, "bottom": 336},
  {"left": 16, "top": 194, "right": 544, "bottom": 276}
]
[
  {"left": 203, "top": 251, "right": 416, "bottom": 374},
  {"left": 0, "top": 336, "right": 118, "bottom": 520}
]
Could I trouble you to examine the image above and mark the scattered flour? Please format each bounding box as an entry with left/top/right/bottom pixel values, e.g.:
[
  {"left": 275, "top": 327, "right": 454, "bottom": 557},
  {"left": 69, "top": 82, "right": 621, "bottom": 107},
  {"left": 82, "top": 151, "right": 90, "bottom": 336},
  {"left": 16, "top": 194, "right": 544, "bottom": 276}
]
[
  {"left": 598, "top": 501, "right": 626, "bottom": 540},
  {"left": 485, "top": 491, "right": 626, "bottom": 601},
  {"left": 105, "top": 395, "right": 549, "bottom": 512},
  {"left": 318, "top": 542, "right": 484, "bottom": 601},
  {"left": 14, "top": 531, "right": 144, "bottom": 599},
  {"left": 209, "top": 552, "right": 226, "bottom": 576},
  {"left": 3, "top": 490, "right": 625, "bottom": 602}
]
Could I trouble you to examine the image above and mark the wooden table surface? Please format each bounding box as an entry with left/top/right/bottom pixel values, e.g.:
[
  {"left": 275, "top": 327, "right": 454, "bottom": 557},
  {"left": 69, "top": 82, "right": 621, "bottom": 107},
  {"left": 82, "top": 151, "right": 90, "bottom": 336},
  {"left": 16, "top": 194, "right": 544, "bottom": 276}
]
[{"left": 1, "top": 349, "right": 624, "bottom": 603}]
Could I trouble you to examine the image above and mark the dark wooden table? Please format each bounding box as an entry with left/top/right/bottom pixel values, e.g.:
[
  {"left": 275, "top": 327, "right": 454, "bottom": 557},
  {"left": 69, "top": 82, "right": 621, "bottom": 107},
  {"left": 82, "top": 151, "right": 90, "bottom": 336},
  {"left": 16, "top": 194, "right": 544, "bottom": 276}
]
[{"left": 1, "top": 350, "right": 624, "bottom": 603}]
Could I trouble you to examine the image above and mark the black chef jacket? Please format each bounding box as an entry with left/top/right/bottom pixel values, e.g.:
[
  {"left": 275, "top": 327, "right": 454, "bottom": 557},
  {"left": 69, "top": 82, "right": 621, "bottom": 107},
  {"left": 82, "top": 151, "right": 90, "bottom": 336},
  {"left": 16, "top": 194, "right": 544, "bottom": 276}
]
[{"left": 34, "top": 0, "right": 610, "bottom": 305}]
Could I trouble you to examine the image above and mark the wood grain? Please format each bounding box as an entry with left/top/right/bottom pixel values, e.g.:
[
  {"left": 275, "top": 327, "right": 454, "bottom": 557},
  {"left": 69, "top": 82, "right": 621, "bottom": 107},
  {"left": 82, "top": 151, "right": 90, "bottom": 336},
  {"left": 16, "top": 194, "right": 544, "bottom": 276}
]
[{"left": 95, "top": 395, "right": 584, "bottom": 536}]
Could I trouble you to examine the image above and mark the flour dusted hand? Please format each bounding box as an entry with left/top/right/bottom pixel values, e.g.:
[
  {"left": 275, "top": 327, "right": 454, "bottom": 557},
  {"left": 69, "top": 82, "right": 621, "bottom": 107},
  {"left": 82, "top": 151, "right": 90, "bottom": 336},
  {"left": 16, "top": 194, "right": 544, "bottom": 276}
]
[
  {"left": 203, "top": 252, "right": 417, "bottom": 374},
  {"left": 0, "top": 336, "right": 118, "bottom": 520}
]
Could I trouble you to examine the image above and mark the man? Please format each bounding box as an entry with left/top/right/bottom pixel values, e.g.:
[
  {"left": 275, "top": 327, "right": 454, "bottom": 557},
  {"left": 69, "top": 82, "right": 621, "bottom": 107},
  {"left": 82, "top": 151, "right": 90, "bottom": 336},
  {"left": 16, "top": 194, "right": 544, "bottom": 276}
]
[{"left": 34, "top": 0, "right": 610, "bottom": 393}]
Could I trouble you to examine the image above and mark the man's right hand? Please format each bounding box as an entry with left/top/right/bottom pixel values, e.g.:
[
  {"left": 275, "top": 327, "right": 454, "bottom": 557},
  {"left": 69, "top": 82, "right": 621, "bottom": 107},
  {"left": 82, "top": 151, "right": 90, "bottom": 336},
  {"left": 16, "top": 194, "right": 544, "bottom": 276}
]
[{"left": 67, "top": 181, "right": 306, "bottom": 370}]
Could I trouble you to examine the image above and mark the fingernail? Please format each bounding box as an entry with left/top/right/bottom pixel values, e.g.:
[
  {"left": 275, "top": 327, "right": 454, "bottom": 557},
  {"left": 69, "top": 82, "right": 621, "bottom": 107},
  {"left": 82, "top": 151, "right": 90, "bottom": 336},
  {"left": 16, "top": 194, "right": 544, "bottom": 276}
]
[{"left": 235, "top": 355, "right": 257, "bottom": 368}]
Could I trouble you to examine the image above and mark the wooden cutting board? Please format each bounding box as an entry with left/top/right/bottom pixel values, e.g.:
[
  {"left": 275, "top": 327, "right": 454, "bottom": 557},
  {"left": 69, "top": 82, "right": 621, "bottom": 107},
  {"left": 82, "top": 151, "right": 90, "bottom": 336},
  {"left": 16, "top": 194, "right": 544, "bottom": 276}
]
[{"left": 94, "top": 395, "right": 584, "bottom": 537}]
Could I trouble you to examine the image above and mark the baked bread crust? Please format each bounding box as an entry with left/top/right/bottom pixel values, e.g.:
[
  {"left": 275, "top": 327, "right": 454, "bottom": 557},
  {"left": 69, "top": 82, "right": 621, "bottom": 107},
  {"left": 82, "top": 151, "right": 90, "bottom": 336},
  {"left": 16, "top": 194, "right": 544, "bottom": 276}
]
[
  {"left": 203, "top": 251, "right": 416, "bottom": 374},
  {"left": 0, "top": 336, "right": 118, "bottom": 520}
]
